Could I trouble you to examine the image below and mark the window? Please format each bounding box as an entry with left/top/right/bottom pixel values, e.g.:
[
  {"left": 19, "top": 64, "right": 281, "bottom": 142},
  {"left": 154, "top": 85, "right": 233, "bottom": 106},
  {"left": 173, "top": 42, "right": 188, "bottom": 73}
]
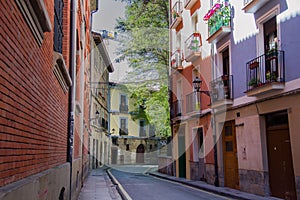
[
  {"left": 54, "top": 0, "right": 64, "bottom": 53},
  {"left": 119, "top": 118, "right": 128, "bottom": 135},
  {"left": 192, "top": 127, "right": 204, "bottom": 161},
  {"left": 119, "top": 94, "right": 128, "bottom": 113},
  {"left": 139, "top": 119, "right": 146, "bottom": 137},
  {"left": 15, "top": 0, "right": 52, "bottom": 46},
  {"left": 222, "top": 48, "right": 230, "bottom": 76}
]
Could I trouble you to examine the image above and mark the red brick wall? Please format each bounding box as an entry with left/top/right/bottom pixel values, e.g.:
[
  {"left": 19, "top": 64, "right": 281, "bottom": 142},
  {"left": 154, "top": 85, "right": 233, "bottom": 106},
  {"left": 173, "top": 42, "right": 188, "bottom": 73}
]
[{"left": 0, "top": 0, "right": 70, "bottom": 186}]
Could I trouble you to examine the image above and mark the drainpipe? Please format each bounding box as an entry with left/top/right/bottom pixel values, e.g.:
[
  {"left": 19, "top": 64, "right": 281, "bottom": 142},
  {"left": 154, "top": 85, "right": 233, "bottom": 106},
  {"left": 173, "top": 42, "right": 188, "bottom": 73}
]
[
  {"left": 211, "top": 44, "right": 219, "bottom": 187},
  {"left": 68, "top": 0, "right": 76, "bottom": 199}
]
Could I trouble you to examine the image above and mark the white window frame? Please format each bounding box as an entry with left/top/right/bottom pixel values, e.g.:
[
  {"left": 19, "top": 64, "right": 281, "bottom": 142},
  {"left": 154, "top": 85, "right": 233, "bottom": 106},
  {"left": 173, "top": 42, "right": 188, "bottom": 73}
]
[
  {"left": 256, "top": 5, "right": 280, "bottom": 57},
  {"left": 216, "top": 40, "right": 231, "bottom": 78},
  {"left": 15, "top": 0, "right": 52, "bottom": 46}
]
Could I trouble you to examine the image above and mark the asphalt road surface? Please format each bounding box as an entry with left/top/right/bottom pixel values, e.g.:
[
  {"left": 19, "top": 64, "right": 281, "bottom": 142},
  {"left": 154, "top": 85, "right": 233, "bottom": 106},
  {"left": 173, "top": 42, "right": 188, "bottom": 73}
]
[{"left": 110, "top": 169, "right": 234, "bottom": 200}]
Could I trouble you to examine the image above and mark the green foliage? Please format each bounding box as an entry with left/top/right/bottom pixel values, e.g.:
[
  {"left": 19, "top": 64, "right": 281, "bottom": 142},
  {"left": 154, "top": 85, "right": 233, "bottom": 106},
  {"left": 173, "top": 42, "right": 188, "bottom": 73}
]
[
  {"left": 127, "top": 83, "right": 171, "bottom": 137},
  {"left": 115, "top": 0, "right": 169, "bottom": 81},
  {"left": 114, "top": 0, "right": 171, "bottom": 137}
]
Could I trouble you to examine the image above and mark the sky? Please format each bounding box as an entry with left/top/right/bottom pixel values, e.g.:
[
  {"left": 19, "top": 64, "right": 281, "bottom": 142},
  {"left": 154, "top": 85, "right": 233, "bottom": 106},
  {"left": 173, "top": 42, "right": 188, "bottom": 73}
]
[
  {"left": 92, "top": 0, "right": 129, "bottom": 83},
  {"left": 92, "top": 0, "right": 126, "bottom": 31}
]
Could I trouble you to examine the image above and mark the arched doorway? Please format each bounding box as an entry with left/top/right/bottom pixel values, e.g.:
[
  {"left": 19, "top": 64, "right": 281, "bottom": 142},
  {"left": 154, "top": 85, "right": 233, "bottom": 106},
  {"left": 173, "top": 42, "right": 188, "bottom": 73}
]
[{"left": 136, "top": 144, "right": 145, "bottom": 163}]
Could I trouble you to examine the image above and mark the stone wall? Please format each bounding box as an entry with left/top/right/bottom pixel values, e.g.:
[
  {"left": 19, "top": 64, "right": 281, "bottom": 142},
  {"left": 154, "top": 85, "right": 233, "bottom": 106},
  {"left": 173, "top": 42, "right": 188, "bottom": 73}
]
[
  {"left": 111, "top": 137, "right": 160, "bottom": 165},
  {"left": 239, "top": 169, "right": 269, "bottom": 196},
  {"left": 158, "top": 156, "right": 174, "bottom": 176}
]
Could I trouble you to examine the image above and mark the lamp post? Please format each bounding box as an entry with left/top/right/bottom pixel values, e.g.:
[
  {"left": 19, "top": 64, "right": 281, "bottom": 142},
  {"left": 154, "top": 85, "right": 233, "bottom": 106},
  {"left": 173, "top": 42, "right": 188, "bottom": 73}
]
[
  {"left": 192, "top": 76, "right": 210, "bottom": 96},
  {"left": 193, "top": 76, "right": 219, "bottom": 187}
]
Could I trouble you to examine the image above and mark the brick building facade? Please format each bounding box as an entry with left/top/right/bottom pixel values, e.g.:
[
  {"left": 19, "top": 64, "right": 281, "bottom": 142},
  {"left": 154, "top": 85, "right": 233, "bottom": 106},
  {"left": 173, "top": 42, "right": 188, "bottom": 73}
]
[{"left": 0, "top": 0, "right": 95, "bottom": 199}]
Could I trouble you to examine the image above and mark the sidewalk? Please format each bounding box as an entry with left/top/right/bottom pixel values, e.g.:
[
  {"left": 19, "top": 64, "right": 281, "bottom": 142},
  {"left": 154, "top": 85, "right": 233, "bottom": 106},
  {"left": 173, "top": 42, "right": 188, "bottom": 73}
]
[
  {"left": 78, "top": 166, "right": 122, "bottom": 200},
  {"left": 148, "top": 171, "right": 282, "bottom": 200}
]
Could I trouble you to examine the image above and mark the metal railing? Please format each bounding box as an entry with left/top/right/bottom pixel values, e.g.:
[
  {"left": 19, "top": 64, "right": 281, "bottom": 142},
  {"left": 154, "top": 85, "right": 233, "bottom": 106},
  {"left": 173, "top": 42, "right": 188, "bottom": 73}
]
[
  {"left": 119, "top": 105, "right": 129, "bottom": 113},
  {"left": 171, "top": 1, "right": 183, "bottom": 25},
  {"left": 207, "top": 3, "right": 231, "bottom": 37},
  {"left": 210, "top": 75, "right": 233, "bottom": 103},
  {"left": 119, "top": 128, "right": 128, "bottom": 135},
  {"left": 184, "top": 33, "right": 202, "bottom": 59},
  {"left": 172, "top": 100, "right": 183, "bottom": 117},
  {"left": 246, "top": 50, "right": 285, "bottom": 91},
  {"left": 186, "top": 92, "right": 200, "bottom": 113},
  {"left": 171, "top": 50, "right": 182, "bottom": 69}
]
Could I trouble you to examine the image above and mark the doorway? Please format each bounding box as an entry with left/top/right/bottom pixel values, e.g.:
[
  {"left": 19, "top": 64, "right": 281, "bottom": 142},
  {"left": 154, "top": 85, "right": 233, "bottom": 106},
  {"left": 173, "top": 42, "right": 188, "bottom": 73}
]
[
  {"left": 222, "top": 120, "right": 239, "bottom": 189},
  {"left": 136, "top": 144, "right": 145, "bottom": 163},
  {"left": 178, "top": 125, "right": 186, "bottom": 178},
  {"left": 266, "top": 111, "right": 296, "bottom": 199}
]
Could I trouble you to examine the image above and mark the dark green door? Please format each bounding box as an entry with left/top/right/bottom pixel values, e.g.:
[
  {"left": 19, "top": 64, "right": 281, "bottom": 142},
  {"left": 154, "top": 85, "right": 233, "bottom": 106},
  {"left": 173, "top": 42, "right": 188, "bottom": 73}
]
[{"left": 178, "top": 135, "right": 186, "bottom": 178}]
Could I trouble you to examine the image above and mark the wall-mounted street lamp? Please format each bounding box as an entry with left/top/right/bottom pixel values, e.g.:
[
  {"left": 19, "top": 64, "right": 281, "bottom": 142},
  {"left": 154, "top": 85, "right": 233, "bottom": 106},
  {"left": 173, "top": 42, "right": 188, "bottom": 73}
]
[{"left": 192, "top": 76, "right": 210, "bottom": 96}]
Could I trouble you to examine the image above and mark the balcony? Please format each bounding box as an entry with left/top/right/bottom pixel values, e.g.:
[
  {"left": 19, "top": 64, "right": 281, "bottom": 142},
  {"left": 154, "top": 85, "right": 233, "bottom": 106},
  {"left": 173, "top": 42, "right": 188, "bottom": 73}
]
[
  {"left": 243, "top": 0, "right": 271, "bottom": 13},
  {"left": 119, "top": 105, "right": 128, "bottom": 113},
  {"left": 205, "top": 2, "right": 231, "bottom": 43},
  {"left": 119, "top": 128, "right": 128, "bottom": 136},
  {"left": 246, "top": 50, "right": 285, "bottom": 96},
  {"left": 170, "top": 1, "right": 183, "bottom": 29},
  {"left": 186, "top": 92, "right": 200, "bottom": 113},
  {"left": 210, "top": 75, "right": 233, "bottom": 108},
  {"left": 172, "top": 100, "right": 183, "bottom": 117},
  {"left": 139, "top": 129, "right": 146, "bottom": 137},
  {"left": 184, "top": 33, "right": 202, "bottom": 62},
  {"left": 184, "top": 0, "right": 198, "bottom": 10},
  {"left": 171, "top": 50, "right": 183, "bottom": 71}
]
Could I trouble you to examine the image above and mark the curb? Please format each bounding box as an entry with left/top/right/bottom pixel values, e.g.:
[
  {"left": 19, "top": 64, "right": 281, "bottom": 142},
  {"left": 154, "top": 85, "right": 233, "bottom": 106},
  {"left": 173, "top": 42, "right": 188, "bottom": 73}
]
[
  {"left": 147, "top": 172, "right": 242, "bottom": 200},
  {"left": 106, "top": 169, "right": 132, "bottom": 200},
  {"left": 147, "top": 172, "right": 281, "bottom": 200}
]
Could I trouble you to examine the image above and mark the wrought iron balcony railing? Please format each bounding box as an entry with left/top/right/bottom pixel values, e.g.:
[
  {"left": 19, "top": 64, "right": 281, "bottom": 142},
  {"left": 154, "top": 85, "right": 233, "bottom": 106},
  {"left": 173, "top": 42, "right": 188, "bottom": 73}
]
[
  {"left": 210, "top": 75, "right": 233, "bottom": 104},
  {"left": 119, "top": 105, "right": 129, "bottom": 113},
  {"left": 171, "top": 50, "right": 183, "bottom": 70},
  {"left": 184, "top": 33, "right": 202, "bottom": 62},
  {"left": 204, "top": 2, "right": 231, "bottom": 42},
  {"left": 119, "top": 128, "right": 128, "bottom": 135},
  {"left": 139, "top": 129, "right": 146, "bottom": 137},
  {"left": 186, "top": 92, "right": 200, "bottom": 113},
  {"left": 246, "top": 50, "right": 285, "bottom": 94},
  {"left": 172, "top": 100, "right": 183, "bottom": 117},
  {"left": 170, "top": 1, "right": 183, "bottom": 29}
]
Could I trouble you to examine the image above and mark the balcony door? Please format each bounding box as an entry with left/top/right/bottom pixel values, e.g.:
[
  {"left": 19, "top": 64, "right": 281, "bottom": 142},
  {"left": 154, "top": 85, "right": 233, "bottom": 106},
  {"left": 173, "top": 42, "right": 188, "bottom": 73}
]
[
  {"left": 221, "top": 47, "right": 230, "bottom": 98},
  {"left": 264, "top": 16, "right": 278, "bottom": 80}
]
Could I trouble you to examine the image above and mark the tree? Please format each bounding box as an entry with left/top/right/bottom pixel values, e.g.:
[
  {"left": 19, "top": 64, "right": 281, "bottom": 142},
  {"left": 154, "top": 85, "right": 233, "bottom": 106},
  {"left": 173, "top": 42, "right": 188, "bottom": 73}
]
[{"left": 114, "top": 0, "right": 171, "bottom": 137}]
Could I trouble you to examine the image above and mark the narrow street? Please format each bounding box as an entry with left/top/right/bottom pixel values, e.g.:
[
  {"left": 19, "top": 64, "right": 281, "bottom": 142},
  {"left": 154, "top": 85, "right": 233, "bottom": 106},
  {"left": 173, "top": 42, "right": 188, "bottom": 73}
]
[{"left": 110, "top": 167, "right": 231, "bottom": 200}]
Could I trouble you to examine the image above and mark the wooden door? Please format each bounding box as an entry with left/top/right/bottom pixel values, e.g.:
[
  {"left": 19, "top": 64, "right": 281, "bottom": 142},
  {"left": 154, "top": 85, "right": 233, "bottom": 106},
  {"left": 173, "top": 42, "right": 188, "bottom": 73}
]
[
  {"left": 178, "top": 135, "right": 186, "bottom": 178},
  {"left": 267, "top": 123, "right": 296, "bottom": 199},
  {"left": 136, "top": 144, "right": 145, "bottom": 163},
  {"left": 222, "top": 121, "right": 239, "bottom": 189}
]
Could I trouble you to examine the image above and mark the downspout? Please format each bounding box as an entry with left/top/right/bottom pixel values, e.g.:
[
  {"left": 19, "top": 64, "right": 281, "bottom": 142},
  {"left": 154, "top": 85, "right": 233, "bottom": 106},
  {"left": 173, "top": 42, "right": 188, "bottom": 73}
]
[
  {"left": 90, "top": 0, "right": 99, "bottom": 169},
  {"left": 211, "top": 44, "right": 219, "bottom": 187},
  {"left": 68, "top": 0, "right": 76, "bottom": 199}
]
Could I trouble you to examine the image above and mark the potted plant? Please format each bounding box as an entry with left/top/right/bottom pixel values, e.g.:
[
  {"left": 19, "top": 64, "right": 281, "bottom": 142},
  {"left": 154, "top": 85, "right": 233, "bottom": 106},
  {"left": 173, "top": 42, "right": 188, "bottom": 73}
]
[
  {"left": 249, "top": 61, "right": 259, "bottom": 69},
  {"left": 266, "top": 71, "right": 277, "bottom": 82},
  {"left": 248, "top": 77, "right": 260, "bottom": 89}
]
